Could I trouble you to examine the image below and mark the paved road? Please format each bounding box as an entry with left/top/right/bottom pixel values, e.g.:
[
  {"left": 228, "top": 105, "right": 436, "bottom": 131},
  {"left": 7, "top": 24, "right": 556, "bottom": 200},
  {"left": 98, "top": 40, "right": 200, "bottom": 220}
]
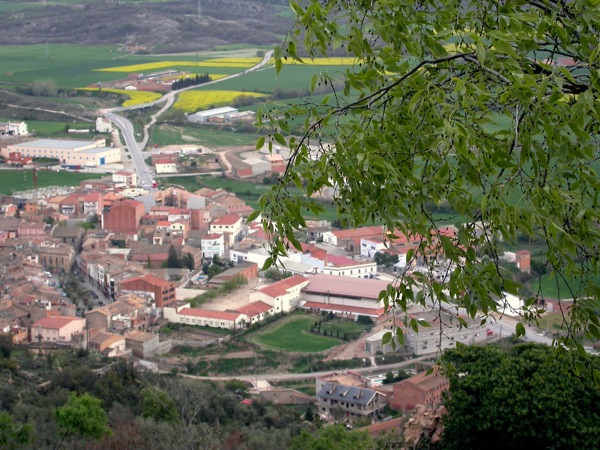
[
  {"left": 178, "top": 354, "right": 436, "bottom": 383},
  {"left": 103, "top": 50, "right": 274, "bottom": 188}
]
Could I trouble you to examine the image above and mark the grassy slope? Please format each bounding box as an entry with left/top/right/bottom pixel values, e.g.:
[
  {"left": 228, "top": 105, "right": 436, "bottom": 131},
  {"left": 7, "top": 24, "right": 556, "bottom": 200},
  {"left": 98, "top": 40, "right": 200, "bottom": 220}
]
[{"left": 0, "top": 169, "right": 103, "bottom": 195}]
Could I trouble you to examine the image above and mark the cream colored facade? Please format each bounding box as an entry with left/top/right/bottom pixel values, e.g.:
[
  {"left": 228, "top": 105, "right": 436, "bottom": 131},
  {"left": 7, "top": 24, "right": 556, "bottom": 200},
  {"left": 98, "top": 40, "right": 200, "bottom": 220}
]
[
  {"left": 7, "top": 139, "right": 121, "bottom": 167},
  {"left": 155, "top": 162, "right": 177, "bottom": 174}
]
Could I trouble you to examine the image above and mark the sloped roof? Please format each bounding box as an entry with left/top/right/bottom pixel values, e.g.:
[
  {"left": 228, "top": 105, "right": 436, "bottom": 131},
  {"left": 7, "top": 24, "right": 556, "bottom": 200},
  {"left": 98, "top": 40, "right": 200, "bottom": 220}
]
[
  {"left": 31, "top": 316, "right": 84, "bottom": 330},
  {"left": 211, "top": 214, "right": 243, "bottom": 226},
  {"left": 329, "top": 226, "right": 384, "bottom": 240},
  {"left": 317, "top": 383, "right": 382, "bottom": 406},
  {"left": 302, "top": 301, "right": 384, "bottom": 316},
  {"left": 258, "top": 275, "right": 309, "bottom": 299},
  {"left": 236, "top": 301, "right": 272, "bottom": 317},
  {"left": 179, "top": 308, "right": 242, "bottom": 321}
]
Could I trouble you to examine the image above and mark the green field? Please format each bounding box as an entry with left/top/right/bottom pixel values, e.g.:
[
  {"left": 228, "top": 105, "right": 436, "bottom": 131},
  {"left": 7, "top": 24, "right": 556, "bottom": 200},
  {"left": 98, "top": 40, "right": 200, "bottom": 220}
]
[
  {"left": 0, "top": 119, "right": 94, "bottom": 137},
  {"left": 194, "top": 64, "right": 351, "bottom": 94},
  {"left": 0, "top": 169, "right": 102, "bottom": 195},
  {"left": 0, "top": 44, "right": 260, "bottom": 89},
  {"left": 320, "top": 318, "right": 371, "bottom": 339},
  {"left": 248, "top": 313, "right": 342, "bottom": 352},
  {"left": 151, "top": 124, "right": 260, "bottom": 147}
]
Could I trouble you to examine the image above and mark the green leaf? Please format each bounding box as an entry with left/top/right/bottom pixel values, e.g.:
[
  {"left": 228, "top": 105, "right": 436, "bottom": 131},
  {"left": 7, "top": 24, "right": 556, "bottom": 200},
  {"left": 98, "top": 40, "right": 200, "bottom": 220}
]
[
  {"left": 255, "top": 136, "right": 265, "bottom": 151},
  {"left": 515, "top": 322, "right": 526, "bottom": 338}
]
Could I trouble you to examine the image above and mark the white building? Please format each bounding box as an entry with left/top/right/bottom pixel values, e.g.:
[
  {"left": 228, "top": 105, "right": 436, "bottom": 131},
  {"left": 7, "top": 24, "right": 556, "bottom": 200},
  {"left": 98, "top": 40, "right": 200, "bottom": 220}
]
[
  {"left": 187, "top": 106, "right": 238, "bottom": 123},
  {"left": 155, "top": 159, "right": 178, "bottom": 174},
  {"left": 96, "top": 117, "right": 112, "bottom": 133},
  {"left": 0, "top": 121, "right": 28, "bottom": 136},
  {"left": 201, "top": 233, "right": 225, "bottom": 260},
  {"left": 163, "top": 304, "right": 247, "bottom": 329},
  {"left": 250, "top": 275, "right": 310, "bottom": 313},
  {"left": 6, "top": 139, "right": 120, "bottom": 167},
  {"left": 209, "top": 214, "right": 244, "bottom": 246}
]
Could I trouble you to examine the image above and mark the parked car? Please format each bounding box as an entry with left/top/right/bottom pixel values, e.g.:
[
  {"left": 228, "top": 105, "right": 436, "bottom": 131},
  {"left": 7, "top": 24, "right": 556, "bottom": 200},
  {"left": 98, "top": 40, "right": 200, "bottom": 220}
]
[{"left": 87, "top": 290, "right": 99, "bottom": 299}]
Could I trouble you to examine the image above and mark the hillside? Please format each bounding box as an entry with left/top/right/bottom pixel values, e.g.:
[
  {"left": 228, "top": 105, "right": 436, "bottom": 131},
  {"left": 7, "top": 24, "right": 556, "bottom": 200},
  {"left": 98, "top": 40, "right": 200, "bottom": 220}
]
[{"left": 0, "top": 0, "right": 292, "bottom": 53}]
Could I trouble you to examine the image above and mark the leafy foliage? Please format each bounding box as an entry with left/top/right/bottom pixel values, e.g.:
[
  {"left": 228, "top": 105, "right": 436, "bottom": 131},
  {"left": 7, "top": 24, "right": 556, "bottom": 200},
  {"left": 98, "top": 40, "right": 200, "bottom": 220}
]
[
  {"left": 290, "top": 424, "right": 376, "bottom": 450},
  {"left": 258, "top": 0, "right": 600, "bottom": 349},
  {"left": 441, "top": 344, "right": 600, "bottom": 449},
  {"left": 54, "top": 392, "right": 111, "bottom": 442}
]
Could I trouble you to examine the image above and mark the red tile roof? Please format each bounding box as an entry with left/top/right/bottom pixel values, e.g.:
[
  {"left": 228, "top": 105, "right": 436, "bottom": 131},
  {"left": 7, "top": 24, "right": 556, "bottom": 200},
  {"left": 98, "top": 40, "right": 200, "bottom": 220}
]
[
  {"left": 179, "top": 308, "right": 242, "bottom": 321},
  {"left": 236, "top": 301, "right": 272, "bottom": 317},
  {"left": 258, "top": 275, "right": 309, "bottom": 298},
  {"left": 325, "top": 254, "right": 361, "bottom": 267},
  {"left": 31, "top": 316, "right": 84, "bottom": 330},
  {"left": 83, "top": 192, "right": 102, "bottom": 202},
  {"left": 330, "top": 226, "right": 384, "bottom": 240},
  {"left": 211, "top": 214, "right": 242, "bottom": 226},
  {"left": 156, "top": 221, "right": 171, "bottom": 227},
  {"left": 301, "top": 274, "right": 389, "bottom": 300},
  {"left": 202, "top": 233, "right": 223, "bottom": 240},
  {"left": 121, "top": 274, "right": 173, "bottom": 288}
]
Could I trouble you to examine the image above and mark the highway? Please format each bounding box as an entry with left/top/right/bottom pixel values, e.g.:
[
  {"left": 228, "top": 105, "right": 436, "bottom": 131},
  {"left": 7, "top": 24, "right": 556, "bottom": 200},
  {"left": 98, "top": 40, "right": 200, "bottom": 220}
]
[{"left": 103, "top": 50, "right": 274, "bottom": 188}]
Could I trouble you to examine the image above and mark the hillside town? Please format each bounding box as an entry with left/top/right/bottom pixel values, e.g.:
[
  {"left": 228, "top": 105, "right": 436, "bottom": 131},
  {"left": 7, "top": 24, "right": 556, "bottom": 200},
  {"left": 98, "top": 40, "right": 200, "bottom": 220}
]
[{"left": 0, "top": 116, "right": 551, "bottom": 441}]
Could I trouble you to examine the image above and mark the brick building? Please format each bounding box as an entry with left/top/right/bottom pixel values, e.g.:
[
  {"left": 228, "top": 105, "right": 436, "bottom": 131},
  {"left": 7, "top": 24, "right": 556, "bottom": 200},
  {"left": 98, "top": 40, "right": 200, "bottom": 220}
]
[
  {"left": 119, "top": 274, "right": 176, "bottom": 308},
  {"left": 390, "top": 370, "right": 449, "bottom": 412},
  {"left": 102, "top": 199, "right": 145, "bottom": 234},
  {"left": 37, "top": 242, "right": 75, "bottom": 273}
]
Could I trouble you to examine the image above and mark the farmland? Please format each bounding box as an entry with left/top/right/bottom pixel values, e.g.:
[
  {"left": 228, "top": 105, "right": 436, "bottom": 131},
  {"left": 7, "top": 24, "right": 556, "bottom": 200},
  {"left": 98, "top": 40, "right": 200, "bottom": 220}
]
[
  {"left": 79, "top": 88, "right": 162, "bottom": 107},
  {"left": 0, "top": 169, "right": 102, "bottom": 195},
  {"left": 174, "top": 90, "right": 267, "bottom": 113},
  {"left": 151, "top": 125, "right": 259, "bottom": 147},
  {"left": 95, "top": 57, "right": 260, "bottom": 73}
]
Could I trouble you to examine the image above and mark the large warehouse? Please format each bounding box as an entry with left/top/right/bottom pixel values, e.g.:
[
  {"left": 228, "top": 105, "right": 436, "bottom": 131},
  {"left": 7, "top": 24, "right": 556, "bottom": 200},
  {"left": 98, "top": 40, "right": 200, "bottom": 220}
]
[{"left": 6, "top": 138, "right": 121, "bottom": 167}]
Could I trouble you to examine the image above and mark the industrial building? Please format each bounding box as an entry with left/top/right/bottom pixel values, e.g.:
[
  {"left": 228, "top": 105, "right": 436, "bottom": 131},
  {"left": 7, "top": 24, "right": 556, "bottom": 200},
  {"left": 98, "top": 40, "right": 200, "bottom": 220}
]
[{"left": 6, "top": 139, "right": 121, "bottom": 167}]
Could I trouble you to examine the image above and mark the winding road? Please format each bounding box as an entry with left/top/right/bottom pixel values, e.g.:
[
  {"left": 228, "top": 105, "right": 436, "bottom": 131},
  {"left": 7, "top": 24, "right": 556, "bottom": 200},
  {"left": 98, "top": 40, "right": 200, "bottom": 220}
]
[{"left": 104, "top": 50, "right": 274, "bottom": 189}]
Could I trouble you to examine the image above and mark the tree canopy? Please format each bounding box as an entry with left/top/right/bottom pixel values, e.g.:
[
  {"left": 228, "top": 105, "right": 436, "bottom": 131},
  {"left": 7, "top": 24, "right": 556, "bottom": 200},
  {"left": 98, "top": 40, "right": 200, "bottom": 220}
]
[
  {"left": 255, "top": 0, "right": 600, "bottom": 348},
  {"left": 441, "top": 344, "right": 600, "bottom": 449}
]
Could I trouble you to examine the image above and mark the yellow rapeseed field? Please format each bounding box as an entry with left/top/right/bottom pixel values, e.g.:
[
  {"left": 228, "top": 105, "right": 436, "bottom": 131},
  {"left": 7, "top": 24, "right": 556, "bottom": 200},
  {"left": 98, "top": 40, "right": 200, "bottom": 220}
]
[
  {"left": 174, "top": 90, "right": 266, "bottom": 113},
  {"left": 79, "top": 88, "right": 162, "bottom": 106},
  {"left": 268, "top": 57, "right": 357, "bottom": 65},
  {"left": 96, "top": 59, "right": 258, "bottom": 73}
]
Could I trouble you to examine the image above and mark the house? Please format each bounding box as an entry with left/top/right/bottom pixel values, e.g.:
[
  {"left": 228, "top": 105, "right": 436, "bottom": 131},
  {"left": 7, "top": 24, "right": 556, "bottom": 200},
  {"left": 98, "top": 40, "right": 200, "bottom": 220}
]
[
  {"left": 88, "top": 330, "right": 127, "bottom": 357},
  {"left": 163, "top": 305, "right": 248, "bottom": 330},
  {"left": 119, "top": 274, "right": 176, "bottom": 308},
  {"left": 403, "top": 311, "right": 486, "bottom": 355},
  {"left": 208, "top": 262, "right": 258, "bottom": 288},
  {"left": 83, "top": 192, "right": 104, "bottom": 216},
  {"left": 85, "top": 294, "right": 148, "bottom": 332},
  {"left": 201, "top": 233, "right": 225, "bottom": 260},
  {"left": 322, "top": 226, "right": 384, "bottom": 251},
  {"left": 154, "top": 159, "right": 177, "bottom": 174},
  {"left": 390, "top": 370, "right": 449, "bottom": 411},
  {"left": 317, "top": 382, "right": 387, "bottom": 422},
  {"left": 236, "top": 301, "right": 273, "bottom": 325},
  {"left": 96, "top": 117, "right": 112, "bottom": 133},
  {"left": 17, "top": 221, "right": 48, "bottom": 238},
  {"left": 0, "top": 121, "right": 28, "bottom": 136},
  {"left": 365, "top": 329, "right": 402, "bottom": 355},
  {"left": 30, "top": 316, "right": 86, "bottom": 343},
  {"left": 102, "top": 199, "right": 145, "bottom": 234},
  {"left": 125, "top": 330, "right": 162, "bottom": 358},
  {"left": 250, "top": 275, "right": 309, "bottom": 313},
  {"left": 209, "top": 214, "right": 244, "bottom": 246},
  {"left": 36, "top": 242, "right": 75, "bottom": 274},
  {"left": 112, "top": 171, "right": 137, "bottom": 187},
  {"left": 51, "top": 225, "right": 85, "bottom": 249}
]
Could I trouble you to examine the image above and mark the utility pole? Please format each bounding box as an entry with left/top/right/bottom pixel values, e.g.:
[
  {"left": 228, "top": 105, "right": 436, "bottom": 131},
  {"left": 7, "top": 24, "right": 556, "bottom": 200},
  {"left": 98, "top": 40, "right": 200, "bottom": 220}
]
[{"left": 197, "top": 0, "right": 202, "bottom": 16}]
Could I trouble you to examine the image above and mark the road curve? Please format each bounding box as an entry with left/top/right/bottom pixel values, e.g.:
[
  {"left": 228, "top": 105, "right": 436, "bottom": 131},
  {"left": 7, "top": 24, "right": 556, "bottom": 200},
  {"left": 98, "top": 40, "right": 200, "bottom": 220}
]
[{"left": 103, "top": 50, "right": 274, "bottom": 187}]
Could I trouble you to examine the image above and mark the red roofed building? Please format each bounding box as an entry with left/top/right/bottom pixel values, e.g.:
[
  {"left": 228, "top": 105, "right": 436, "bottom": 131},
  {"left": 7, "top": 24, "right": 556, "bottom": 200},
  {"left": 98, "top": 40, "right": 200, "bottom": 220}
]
[
  {"left": 236, "top": 301, "right": 273, "bottom": 324},
  {"left": 83, "top": 192, "right": 104, "bottom": 216},
  {"left": 250, "top": 275, "right": 309, "bottom": 313},
  {"left": 30, "top": 316, "right": 86, "bottom": 343},
  {"left": 102, "top": 199, "right": 144, "bottom": 234},
  {"left": 210, "top": 214, "right": 244, "bottom": 245},
  {"left": 163, "top": 306, "right": 247, "bottom": 329},
  {"left": 119, "top": 274, "right": 176, "bottom": 308},
  {"left": 390, "top": 370, "right": 449, "bottom": 411},
  {"left": 322, "top": 226, "right": 384, "bottom": 251},
  {"left": 17, "top": 221, "right": 48, "bottom": 238}
]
